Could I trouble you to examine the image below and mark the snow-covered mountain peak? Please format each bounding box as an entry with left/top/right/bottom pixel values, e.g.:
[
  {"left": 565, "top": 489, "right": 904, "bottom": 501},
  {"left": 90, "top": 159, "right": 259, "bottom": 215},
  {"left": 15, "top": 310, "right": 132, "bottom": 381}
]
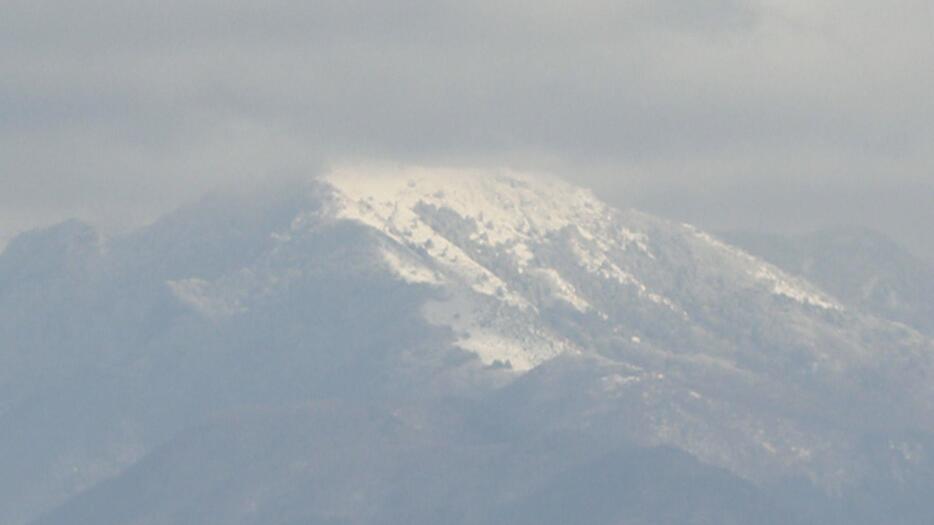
[
  {"left": 6, "top": 169, "right": 934, "bottom": 523},
  {"left": 318, "top": 165, "right": 656, "bottom": 298},
  {"left": 309, "top": 165, "right": 855, "bottom": 373},
  {"left": 322, "top": 165, "right": 617, "bottom": 249},
  {"left": 315, "top": 166, "right": 664, "bottom": 370}
]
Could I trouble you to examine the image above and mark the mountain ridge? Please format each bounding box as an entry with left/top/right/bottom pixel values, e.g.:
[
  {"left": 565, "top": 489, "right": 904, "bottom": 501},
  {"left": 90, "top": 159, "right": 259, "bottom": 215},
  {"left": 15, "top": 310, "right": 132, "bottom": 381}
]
[{"left": 2, "top": 167, "right": 934, "bottom": 524}]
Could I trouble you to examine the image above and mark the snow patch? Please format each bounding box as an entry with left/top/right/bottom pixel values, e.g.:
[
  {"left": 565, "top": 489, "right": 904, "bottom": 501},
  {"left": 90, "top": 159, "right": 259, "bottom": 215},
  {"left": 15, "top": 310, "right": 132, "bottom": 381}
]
[
  {"left": 167, "top": 278, "right": 246, "bottom": 318},
  {"left": 530, "top": 267, "right": 591, "bottom": 312},
  {"left": 692, "top": 229, "right": 842, "bottom": 311},
  {"left": 380, "top": 248, "right": 442, "bottom": 285},
  {"left": 422, "top": 292, "right": 575, "bottom": 371},
  {"left": 569, "top": 238, "right": 683, "bottom": 314},
  {"left": 753, "top": 265, "right": 842, "bottom": 310},
  {"left": 600, "top": 373, "right": 642, "bottom": 395},
  {"left": 455, "top": 331, "right": 537, "bottom": 371}
]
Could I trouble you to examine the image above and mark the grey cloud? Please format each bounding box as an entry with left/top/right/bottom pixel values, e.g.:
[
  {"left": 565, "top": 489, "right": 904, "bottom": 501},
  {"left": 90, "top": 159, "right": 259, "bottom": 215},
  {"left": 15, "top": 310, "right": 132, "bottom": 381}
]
[{"left": 1, "top": 0, "right": 932, "bottom": 255}]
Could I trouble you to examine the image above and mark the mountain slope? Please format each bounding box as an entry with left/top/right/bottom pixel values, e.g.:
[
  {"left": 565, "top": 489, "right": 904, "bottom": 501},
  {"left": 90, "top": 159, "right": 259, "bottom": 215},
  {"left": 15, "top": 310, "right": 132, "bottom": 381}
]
[
  {"left": 31, "top": 402, "right": 807, "bottom": 525},
  {"left": 723, "top": 228, "right": 934, "bottom": 336},
  {"left": 2, "top": 167, "right": 933, "bottom": 524}
]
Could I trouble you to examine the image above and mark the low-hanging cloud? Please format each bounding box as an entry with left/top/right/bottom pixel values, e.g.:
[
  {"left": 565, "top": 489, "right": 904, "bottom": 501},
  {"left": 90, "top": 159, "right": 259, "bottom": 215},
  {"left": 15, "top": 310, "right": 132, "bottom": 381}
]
[{"left": 2, "top": 0, "right": 932, "bottom": 253}]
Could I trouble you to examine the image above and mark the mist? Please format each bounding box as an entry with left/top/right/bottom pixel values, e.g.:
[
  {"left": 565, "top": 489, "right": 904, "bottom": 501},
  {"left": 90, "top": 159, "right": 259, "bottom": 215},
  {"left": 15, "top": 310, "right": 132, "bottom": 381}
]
[{"left": 3, "top": 0, "right": 932, "bottom": 256}]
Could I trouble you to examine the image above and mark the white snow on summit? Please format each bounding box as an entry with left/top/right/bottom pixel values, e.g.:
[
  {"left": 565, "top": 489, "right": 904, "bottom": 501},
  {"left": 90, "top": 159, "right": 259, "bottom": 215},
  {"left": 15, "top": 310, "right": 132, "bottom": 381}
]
[
  {"left": 322, "top": 165, "right": 624, "bottom": 369},
  {"left": 325, "top": 165, "right": 606, "bottom": 246},
  {"left": 324, "top": 166, "right": 531, "bottom": 307},
  {"left": 310, "top": 165, "right": 848, "bottom": 372}
]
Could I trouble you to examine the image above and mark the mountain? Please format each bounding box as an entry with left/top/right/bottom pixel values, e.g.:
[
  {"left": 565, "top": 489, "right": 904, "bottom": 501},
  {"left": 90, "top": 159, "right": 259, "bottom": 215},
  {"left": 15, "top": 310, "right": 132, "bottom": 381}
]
[
  {"left": 2, "top": 167, "right": 934, "bottom": 524},
  {"left": 722, "top": 228, "right": 934, "bottom": 336}
]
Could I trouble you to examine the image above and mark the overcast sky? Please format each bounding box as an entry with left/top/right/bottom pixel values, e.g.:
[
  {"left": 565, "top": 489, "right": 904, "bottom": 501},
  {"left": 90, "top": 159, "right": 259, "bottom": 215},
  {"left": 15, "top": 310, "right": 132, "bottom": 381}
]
[{"left": 2, "top": 0, "right": 933, "bottom": 257}]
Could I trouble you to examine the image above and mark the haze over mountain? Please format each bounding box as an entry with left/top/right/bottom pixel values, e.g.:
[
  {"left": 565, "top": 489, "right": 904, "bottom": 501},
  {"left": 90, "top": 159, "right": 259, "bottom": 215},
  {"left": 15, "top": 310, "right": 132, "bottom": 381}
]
[
  {"left": 723, "top": 228, "right": 934, "bottom": 337},
  {"left": 3, "top": 167, "right": 934, "bottom": 524}
]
